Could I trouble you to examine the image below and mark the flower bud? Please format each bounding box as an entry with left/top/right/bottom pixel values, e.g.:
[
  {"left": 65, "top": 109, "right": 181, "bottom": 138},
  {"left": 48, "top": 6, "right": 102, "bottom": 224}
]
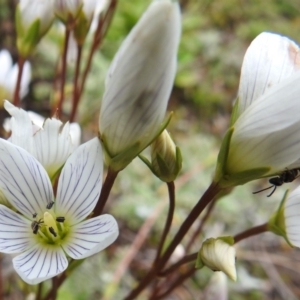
[
  {"left": 150, "top": 130, "right": 182, "bottom": 182},
  {"left": 197, "top": 237, "right": 237, "bottom": 281},
  {"left": 54, "top": 0, "right": 83, "bottom": 24},
  {"left": 16, "top": 0, "right": 55, "bottom": 57},
  {"left": 99, "top": 0, "right": 181, "bottom": 171},
  {"left": 73, "top": 0, "right": 108, "bottom": 44}
]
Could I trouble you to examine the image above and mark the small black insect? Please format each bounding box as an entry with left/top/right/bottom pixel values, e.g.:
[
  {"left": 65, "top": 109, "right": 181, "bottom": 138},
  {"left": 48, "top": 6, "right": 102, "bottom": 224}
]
[
  {"left": 32, "top": 213, "right": 37, "bottom": 218},
  {"left": 56, "top": 217, "right": 65, "bottom": 223},
  {"left": 46, "top": 201, "right": 55, "bottom": 209},
  {"left": 31, "top": 219, "right": 44, "bottom": 234},
  {"left": 49, "top": 227, "right": 57, "bottom": 237},
  {"left": 253, "top": 169, "right": 299, "bottom": 197}
]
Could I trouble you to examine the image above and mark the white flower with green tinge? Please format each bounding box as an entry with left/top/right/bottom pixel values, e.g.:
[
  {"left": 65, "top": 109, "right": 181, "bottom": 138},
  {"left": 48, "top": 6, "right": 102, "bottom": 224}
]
[
  {"left": 4, "top": 101, "right": 81, "bottom": 180},
  {"left": 16, "top": 0, "right": 55, "bottom": 56},
  {"left": 0, "top": 137, "right": 118, "bottom": 284},
  {"left": 99, "top": 0, "right": 181, "bottom": 171},
  {"left": 54, "top": 0, "right": 83, "bottom": 23},
  {"left": 198, "top": 237, "right": 237, "bottom": 281},
  {"left": 215, "top": 33, "right": 300, "bottom": 187}
]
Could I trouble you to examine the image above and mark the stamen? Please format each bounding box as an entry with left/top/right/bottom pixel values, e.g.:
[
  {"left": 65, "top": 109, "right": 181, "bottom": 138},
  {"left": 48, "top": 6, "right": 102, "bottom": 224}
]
[
  {"left": 56, "top": 217, "right": 65, "bottom": 223},
  {"left": 46, "top": 201, "right": 55, "bottom": 209},
  {"left": 31, "top": 219, "right": 43, "bottom": 234},
  {"left": 49, "top": 227, "right": 57, "bottom": 237}
]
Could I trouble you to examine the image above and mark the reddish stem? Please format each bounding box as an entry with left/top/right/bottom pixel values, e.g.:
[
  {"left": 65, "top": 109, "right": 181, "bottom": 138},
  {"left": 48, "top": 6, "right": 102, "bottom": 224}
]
[
  {"left": 93, "top": 168, "right": 119, "bottom": 217},
  {"left": 13, "top": 57, "right": 25, "bottom": 107},
  {"left": 124, "top": 182, "right": 221, "bottom": 300},
  {"left": 153, "top": 181, "right": 175, "bottom": 266},
  {"left": 234, "top": 223, "right": 268, "bottom": 243},
  {"left": 78, "top": 0, "right": 117, "bottom": 98},
  {"left": 56, "top": 27, "right": 70, "bottom": 117},
  {"left": 69, "top": 44, "right": 82, "bottom": 122}
]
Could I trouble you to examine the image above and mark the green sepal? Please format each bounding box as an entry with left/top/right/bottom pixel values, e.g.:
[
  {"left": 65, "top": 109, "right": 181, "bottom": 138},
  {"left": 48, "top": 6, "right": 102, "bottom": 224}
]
[
  {"left": 268, "top": 190, "right": 293, "bottom": 247},
  {"left": 66, "top": 258, "right": 85, "bottom": 275},
  {"left": 101, "top": 135, "right": 142, "bottom": 172},
  {"left": 218, "top": 167, "right": 271, "bottom": 188},
  {"left": 214, "top": 127, "right": 234, "bottom": 184},
  {"left": 50, "top": 164, "right": 64, "bottom": 185},
  {"left": 74, "top": 10, "right": 90, "bottom": 46},
  {"left": 195, "top": 250, "right": 204, "bottom": 269},
  {"left": 138, "top": 154, "right": 154, "bottom": 172},
  {"left": 218, "top": 236, "right": 234, "bottom": 246},
  {"left": 229, "top": 97, "right": 240, "bottom": 126},
  {"left": 100, "top": 113, "right": 173, "bottom": 172},
  {"left": 16, "top": 17, "right": 40, "bottom": 57}
]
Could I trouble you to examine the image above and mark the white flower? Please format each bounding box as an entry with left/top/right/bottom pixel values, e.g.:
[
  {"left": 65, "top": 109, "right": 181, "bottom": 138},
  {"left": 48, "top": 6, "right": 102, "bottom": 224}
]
[
  {"left": 99, "top": 0, "right": 181, "bottom": 171},
  {"left": 283, "top": 186, "right": 300, "bottom": 247},
  {"left": 4, "top": 101, "right": 81, "bottom": 179},
  {"left": 54, "top": 0, "right": 83, "bottom": 23},
  {"left": 0, "top": 137, "right": 118, "bottom": 284},
  {"left": 0, "top": 50, "right": 31, "bottom": 100},
  {"left": 215, "top": 33, "right": 300, "bottom": 186},
  {"left": 19, "top": 0, "right": 55, "bottom": 36},
  {"left": 199, "top": 238, "right": 237, "bottom": 281}
]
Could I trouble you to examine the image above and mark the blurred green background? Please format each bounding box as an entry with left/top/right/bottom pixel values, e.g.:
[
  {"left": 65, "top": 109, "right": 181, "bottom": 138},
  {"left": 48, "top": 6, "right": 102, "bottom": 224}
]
[{"left": 1, "top": 0, "right": 300, "bottom": 299}]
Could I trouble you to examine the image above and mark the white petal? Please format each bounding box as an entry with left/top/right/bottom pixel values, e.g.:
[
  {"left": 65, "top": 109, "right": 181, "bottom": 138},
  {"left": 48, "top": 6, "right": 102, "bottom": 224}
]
[
  {"left": 0, "top": 139, "right": 54, "bottom": 218},
  {"left": 284, "top": 187, "right": 300, "bottom": 247},
  {"left": 4, "top": 100, "right": 34, "bottom": 152},
  {"left": 0, "top": 205, "right": 34, "bottom": 253},
  {"left": 0, "top": 50, "right": 13, "bottom": 85},
  {"left": 99, "top": 0, "right": 181, "bottom": 156},
  {"left": 13, "top": 244, "right": 68, "bottom": 285},
  {"left": 227, "top": 73, "right": 300, "bottom": 174},
  {"left": 69, "top": 122, "right": 81, "bottom": 148},
  {"left": 62, "top": 214, "right": 118, "bottom": 259},
  {"left": 27, "top": 111, "right": 44, "bottom": 129},
  {"left": 32, "top": 119, "right": 75, "bottom": 179},
  {"left": 55, "top": 138, "right": 103, "bottom": 224},
  {"left": 238, "top": 32, "right": 300, "bottom": 114}
]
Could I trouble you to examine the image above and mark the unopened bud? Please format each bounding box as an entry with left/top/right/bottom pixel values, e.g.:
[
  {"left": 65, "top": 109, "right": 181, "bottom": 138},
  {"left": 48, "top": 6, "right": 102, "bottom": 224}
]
[
  {"left": 197, "top": 237, "right": 237, "bottom": 281},
  {"left": 151, "top": 130, "right": 182, "bottom": 182},
  {"left": 16, "top": 0, "right": 55, "bottom": 57}
]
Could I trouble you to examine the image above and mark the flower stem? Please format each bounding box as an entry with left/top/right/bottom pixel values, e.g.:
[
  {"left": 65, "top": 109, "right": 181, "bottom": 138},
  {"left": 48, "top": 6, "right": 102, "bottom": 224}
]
[
  {"left": 69, "top": 44, "right": 82, "bottom": 122},
  {"left": 153, "top": 181, "right": 175, "bottom": 266},
  {"left": 13, "top": 56, "right": 25, "bottom": 107},
  {"left": 124, "top": 181, "right": 221, "bottom": 300},
  {"left": 36, "top": 282, "right": 43, "bottom": 300},
  {"left": 159, "top": 252, "right": 197, "bottom": 277},
  {"left": 158, "top": 181, "right": 221, "bottom": 270},
  {"left": 152, "top": 266, "right": 196, "bottom": 300},
  {"left": 185, "top": 199, "right": 216, "bottom": 252},
  {"left": 234, "top": 223, "right": 268, "bottom": 243},
  {"left": 56, "top": 27, "right": 70, "bottom": 117},
  {"left": 93, "top": 168, "right": 119, "bottom": 217},
  {"left": 78, "top": 0, "right": 117, "bottom": 97}
]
